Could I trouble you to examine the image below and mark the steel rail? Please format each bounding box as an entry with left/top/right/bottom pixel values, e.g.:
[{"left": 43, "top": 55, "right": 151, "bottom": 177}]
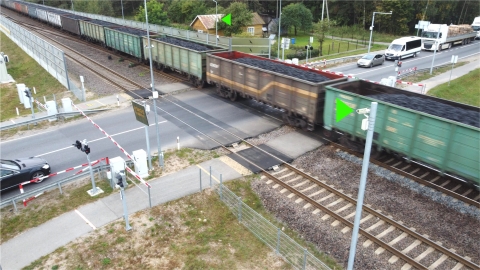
[{"left": 282, "top": 163, "right": 479, "bottom": 269}]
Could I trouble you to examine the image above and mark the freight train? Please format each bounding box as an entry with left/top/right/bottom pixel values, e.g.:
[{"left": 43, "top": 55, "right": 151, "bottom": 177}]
[
  {"left": 3, "top": 0, "right": 479, "bottom": 186},
  {"left": 1, "top": 0, "right": 227, "bottom": 86}
]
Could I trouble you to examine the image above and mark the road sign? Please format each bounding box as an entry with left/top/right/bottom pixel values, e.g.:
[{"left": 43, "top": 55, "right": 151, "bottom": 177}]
[
  {"left": 336, "top": 98, "right": 354, "bottom": 122},
  {"left": 222, "top": 14, "right": 231, "bottom": 25},
  {"left": 132, "top": 101, "right": 149, "bottom": 126}
]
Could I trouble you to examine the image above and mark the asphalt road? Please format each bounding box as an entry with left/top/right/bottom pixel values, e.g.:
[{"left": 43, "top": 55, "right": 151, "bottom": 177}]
[
  {"left": 0, "top": 89, "right": 282, "bottom": 200},
  {"left": 331, "top": 40, "right": 480, "bottom": 82}
]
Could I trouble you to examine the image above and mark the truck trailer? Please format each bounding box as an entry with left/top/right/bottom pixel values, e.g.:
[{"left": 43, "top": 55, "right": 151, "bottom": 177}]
[{"left": 421, "top": 24, "right": 476, "bottom": 51}]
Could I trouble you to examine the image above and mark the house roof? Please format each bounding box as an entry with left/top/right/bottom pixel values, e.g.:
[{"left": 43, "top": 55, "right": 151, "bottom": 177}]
[
  {"left": 190, "top": 12, "right": 266, "bottom": 29},
  {"left": 190, "top": 14, "right": 224, "bottom": 29}
]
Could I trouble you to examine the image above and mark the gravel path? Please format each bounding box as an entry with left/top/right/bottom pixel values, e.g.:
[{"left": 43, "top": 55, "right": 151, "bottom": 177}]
[{"left": 252, "top": 144, "right": 480, "bottom": 268}]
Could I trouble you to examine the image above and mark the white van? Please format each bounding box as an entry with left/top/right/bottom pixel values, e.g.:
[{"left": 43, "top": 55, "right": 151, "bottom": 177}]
[{"left": 384, "top": 36, "right": 422, "bottom": 60}]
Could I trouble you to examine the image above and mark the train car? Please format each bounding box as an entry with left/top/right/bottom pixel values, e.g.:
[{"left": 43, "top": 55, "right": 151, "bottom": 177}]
[
  {"left": 207, "top": 51, "right": 347, "bottom": 130},
  {"left": 27, "top": 3, "right": 37, "bottom": 19},
  {"left": 60, "top": 14, "right": 90, "bottom": 36},
  {"left": 36, "top": 7, "right": 48, "bottom": 23},
  {"left": 104, "top": 26, "right": 151, "bottom": 60},
  {"left": 79, "top": 19, "right": 119, "bottom": 46},
  {"left": 145, "top": 36, "right": 227, "bottom": 87},
  {"left": 46, "top": 8, "right": 66, "bottom": 28},
  {"left": 323, "top": 80, "right": 480, "bottom": 186},
  {"left": 18, "top": 1, "right": 28, "bottom": 15}
]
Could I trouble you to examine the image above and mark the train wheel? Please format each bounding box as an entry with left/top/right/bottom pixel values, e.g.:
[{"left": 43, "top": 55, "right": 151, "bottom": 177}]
[
  {"left": 196, "top": 79, "right": 205, "bottom": 89},
  {"left": 229, "top": 90, "right": 237, "bottom": 101}
]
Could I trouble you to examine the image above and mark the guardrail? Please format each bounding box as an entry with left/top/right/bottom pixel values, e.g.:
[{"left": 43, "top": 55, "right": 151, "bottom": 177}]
[
  {"left": 0, "top": 109, "right": 109, "bottom": 131},
  {"left": 0, "top": 164, "right": 108, "bottom": 212}
]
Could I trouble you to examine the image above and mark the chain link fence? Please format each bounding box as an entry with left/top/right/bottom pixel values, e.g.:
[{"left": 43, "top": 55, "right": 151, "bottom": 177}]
[{"left": 214, "top": 181, "right": 331, "bottom": 270}]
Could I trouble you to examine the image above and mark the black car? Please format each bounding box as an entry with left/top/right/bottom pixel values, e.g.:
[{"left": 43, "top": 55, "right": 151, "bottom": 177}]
[{"left": 0, "top": 157, "right": 51, "bottom": 192}]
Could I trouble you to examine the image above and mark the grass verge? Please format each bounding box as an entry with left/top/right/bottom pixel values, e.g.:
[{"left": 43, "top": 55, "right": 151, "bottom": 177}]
[
  {"left": 427, "top": 68, "right": 480, "bottom": 107},
  {"left": 0, "top": 32, "right": 71, "bottom": 121},
  {"left": 22, "top": 175, "right": 341, "bottom": 270}
]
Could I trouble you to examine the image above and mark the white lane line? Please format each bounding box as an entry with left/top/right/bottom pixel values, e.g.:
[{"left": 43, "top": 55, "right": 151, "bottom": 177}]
[
  {"left": 10, "top": 119, "right": 15, "bottom": 124},
  {"left": 196, "top": 164, "right": 220, "bottom": 184},
  {"left": 95, "top": 100, "right": 106, "bottom": 106},
  {"left": 75, "top": 209, "right": 96, "bottom": 230},
  {"left": 34, "top": 120, "right": 167, "bottom": 157}
]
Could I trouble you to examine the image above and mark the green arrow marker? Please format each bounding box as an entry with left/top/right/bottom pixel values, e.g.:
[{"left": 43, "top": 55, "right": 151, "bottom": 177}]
[
  {"left": 336, "top": 98, "right": 354, "bottom": 122},
  {"left": 222, "top": 14, "right": 231, "bottom": 25}
]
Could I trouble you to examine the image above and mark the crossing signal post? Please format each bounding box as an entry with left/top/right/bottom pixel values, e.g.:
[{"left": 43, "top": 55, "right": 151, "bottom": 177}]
[
  {"left": 73, "top": 139, "right": 103, "bottom": 196},
  {"left": 116, "top": 172, "right": 132, "bottom": 231},
  {"left": 305, "top": 45, "right": 313, "bottom": 64},
  {"left": 24, "top": 88, "right": 36, "bottom": 124}
]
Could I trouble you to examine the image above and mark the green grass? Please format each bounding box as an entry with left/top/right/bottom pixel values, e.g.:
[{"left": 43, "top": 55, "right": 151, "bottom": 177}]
[
  {"left": 23, "top": 175, "right": 341, "bottom": 269},
  {"left": 0, "top": 32, "right": 70, "bottom": 121},
  {"left": 427, "top": 68, "right": 480, "bottom": 107}
]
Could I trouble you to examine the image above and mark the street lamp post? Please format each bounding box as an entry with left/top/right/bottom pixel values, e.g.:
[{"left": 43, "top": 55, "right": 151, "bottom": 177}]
[
  {"left": 277, "top": 0, "right": 282, "bottom": 60},
  {"left": 144, "top": 0, "right": 164, "bottom": 168},
  {"left": 368, "top": 11, "right": 392, "bottom": 53},
  {"left": 213, "top": 0, "right": 218, "bottom": 46}
]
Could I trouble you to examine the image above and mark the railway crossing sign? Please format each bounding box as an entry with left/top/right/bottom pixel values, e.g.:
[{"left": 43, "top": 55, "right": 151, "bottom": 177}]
[
  {"left": 336, "top": 98, "right": 354, "bottom": 122},
  {"left": 132, "top": 101, "right": 149, "bottom": 126}
]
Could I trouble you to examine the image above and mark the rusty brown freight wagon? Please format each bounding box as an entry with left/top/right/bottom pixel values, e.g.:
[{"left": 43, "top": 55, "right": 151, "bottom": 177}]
[{"left": 206, "top": 51, "right": 347, "bottom": 130}]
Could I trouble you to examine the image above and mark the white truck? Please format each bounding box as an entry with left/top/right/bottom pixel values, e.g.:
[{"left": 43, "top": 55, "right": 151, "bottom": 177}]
[
  {"left": 421, "top": 24, "right": 476, "bottom": 51},
  {"left": 472, "top": 16, "right": 480, "bottom": 39}
]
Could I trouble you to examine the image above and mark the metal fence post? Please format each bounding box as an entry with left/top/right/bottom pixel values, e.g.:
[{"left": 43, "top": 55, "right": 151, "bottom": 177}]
[
  {"left": 276, "top": 228, "right": 281, "bottom": 255},
  {"left": 220, "top": 173, "right": 223, "bottom": 200},
  {"left": 12, "top": 199, "right": 18, "bottom": 213},
  {"left": 148, "top": 187, "right": 152, "bottom": 208},
  {"left": 237, "top": 196, "right": 242, "bottom": 221},
  {"left": 57, "top": 182, "right": 63, "bottom": 194},
  {"left": 303, "top": 248, "right": 307, "bottom": 270},
  {"left": 199, "top": 168, "right": 202, "bottom": 192}
]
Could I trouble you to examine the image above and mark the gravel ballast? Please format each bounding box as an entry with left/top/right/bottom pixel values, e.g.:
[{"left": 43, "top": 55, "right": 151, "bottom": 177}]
[{"left": 244, "top": 124, "right": 479, "bottom": 268}]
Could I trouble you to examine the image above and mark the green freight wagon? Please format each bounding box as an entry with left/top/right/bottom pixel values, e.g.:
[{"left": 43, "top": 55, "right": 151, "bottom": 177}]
[
  {"left": 324, "top": 80, "right": 480, "bottom": 186},
  {"left": 79, "top": 19, "right": 119, "bottom": 46},
  {"left": 144, "top": 36, "right": 227, "bottom": 88},
  {"left": 104, "top": 26, "right": 151, "bottom": 60}
]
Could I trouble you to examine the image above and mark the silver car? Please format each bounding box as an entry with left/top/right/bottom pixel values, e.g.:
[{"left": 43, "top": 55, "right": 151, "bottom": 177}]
[{"left": 357, "top": 53, "right": 385, "bottom": 68}]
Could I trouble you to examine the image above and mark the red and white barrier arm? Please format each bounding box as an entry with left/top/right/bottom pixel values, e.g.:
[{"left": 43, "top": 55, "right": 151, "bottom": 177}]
[
  {"left": 395, "top": 80, "right": 425, "bottom": 87},
  {"left": 74, "top": 160, "right": 101, "bottom": 175},
  {"left": 34, "top": 99, "right": 48, "bottom": 110},
  {"left": 125, "top": 166, "right": 151, "bottom": 188},
  {"left": 18, "top": 157, "right": 107, "bottom": 194},
  {"left": 71, "top": 102, "right": 151, "bottom": 189},
  {"left": 23, "top": 192, "right": 44, "bottom": 207}
]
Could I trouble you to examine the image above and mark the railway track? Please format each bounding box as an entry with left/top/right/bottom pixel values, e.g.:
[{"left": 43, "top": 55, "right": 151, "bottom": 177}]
[
  {"left": 3, "top": 12, "right": 190, "bottom": 91},
  {"left": 259, "top": 164, "right": 478, "bottom": 270},
  {"left": 319, "top": 131, "right": 480, "bottom": 208},
  {"left": 3, "top": 9, "right": 478, "bottom": 268}
]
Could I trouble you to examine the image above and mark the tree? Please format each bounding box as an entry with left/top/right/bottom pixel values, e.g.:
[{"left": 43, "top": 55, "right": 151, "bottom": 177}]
[
  {"left": 217, "top": 2, "right": 253, "bottom": 36},
  {"left": 75, "top": 0, "right": 114, "bottom": 16},
  {"left": 281, "top": 3, "right": 313, "bottom": 36},
  {"left": 135, "top": 0, "right": 170, "bottom": 26},
  {"left": 313, "top": 19, "right": 330, "bottom": 56}
]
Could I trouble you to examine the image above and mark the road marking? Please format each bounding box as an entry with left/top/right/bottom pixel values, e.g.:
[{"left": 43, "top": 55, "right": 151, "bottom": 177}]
[
  {"left": 196, "top": 164, "right": 220, "bottom": 183},
  {"left": 95, "top": 100, "right": 106, "bottom": 106},
  {"left": 10, "top": 119, "right": 15, "bottom": 124},
  {"left": 75, "top": 209, "right": 96, "bottom": 230},
  {"left": 34, "top": 120, "right": 167, "bottom": 157}
]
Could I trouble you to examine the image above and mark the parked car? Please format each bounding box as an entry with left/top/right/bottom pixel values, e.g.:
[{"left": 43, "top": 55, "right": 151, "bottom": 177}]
[
  {"left": 357, "top": 53, "right": 385, "bottom": 68},
  {"left": 0, "top": 157, "right": 51, "bottom": 192}
]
